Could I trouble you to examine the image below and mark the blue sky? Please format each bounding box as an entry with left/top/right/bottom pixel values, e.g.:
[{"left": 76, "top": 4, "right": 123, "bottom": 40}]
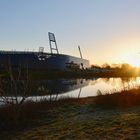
[{"left": 0, "top": 0, "right": 140, "bottom": 65}]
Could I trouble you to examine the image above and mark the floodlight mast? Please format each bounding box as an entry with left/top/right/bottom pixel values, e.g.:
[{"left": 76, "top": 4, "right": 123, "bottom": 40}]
[
  {"left": 78, "top": 46, "right": 83, "bottom": 59},
  {"left": 48, "top": 32, "right": 59, "bottom": 54}
]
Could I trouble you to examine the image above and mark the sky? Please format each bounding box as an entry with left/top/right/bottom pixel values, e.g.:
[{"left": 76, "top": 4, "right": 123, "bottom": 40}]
[{"left": 0, "top": 0, "right": 140, "bottom": 66}]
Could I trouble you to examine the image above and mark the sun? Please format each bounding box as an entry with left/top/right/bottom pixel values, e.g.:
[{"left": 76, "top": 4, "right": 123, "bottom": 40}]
[
  {"left": 128, "top": 60, "right": 140, "bottom": 67},
  {"left": 125, "top": 56, "right": 140, "bottom": 67}
]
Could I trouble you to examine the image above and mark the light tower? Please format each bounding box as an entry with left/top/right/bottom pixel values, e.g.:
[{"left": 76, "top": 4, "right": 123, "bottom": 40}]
[{"left": 48, "top": 32, "right": 59, "bottom": 54}]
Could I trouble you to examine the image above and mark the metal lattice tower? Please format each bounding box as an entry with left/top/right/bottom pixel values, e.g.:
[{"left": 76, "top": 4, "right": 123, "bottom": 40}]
[{"left": 48, "top": 32, "right": 59, "bottom": 54}]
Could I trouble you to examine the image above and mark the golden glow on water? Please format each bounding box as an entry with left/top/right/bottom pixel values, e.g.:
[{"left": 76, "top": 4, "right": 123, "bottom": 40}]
[
  {"left": 2, "top": 78, "right": 140, "bottom": 103},
  {"left": 77, "top": 77, "right": 140, "bottom": 97}
]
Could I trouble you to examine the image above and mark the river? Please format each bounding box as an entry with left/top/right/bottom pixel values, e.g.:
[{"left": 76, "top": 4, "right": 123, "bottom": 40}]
[{"left": 0, "top": 77, "right": 140, "bottom": 104}]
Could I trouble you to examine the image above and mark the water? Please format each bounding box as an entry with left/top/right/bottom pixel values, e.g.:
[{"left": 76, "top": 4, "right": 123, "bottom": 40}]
[
  {"left": 40, "top": 77, "right": 140, "bottom": 99},
  {"left": 1, "top": 77, "right": 140, "bottom": 104}
]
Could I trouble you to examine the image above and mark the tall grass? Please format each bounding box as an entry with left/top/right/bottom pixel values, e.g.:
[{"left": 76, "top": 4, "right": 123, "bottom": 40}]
[{"left": 94, "top": 87, "right": 140, "bottom": 108}]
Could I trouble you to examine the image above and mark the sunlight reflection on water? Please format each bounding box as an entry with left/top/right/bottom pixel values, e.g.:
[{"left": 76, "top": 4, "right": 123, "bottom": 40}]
[
  {"left": 56, "top": 77, "right": 140, "bottom": 98},
  {"left": 27, "top": 77, "right": 140, "bottom": 102},
  {"left": 1, "top": 77, "right": 140, "bottom": 104}
]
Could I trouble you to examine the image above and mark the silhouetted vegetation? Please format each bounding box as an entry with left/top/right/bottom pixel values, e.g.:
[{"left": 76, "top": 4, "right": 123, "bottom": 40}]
[
  {"left": 94, "top": 88, "right": 140, "bottom": 108},
  {"left": 0, "top": 62, "right": 139, "bottom": 79},
  {"left": 89, "top": 63, "right": 140, "bottom": 78}
]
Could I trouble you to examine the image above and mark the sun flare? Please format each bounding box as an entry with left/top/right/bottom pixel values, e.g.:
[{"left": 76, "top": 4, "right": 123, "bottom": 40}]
[{"left": 125, "top": 55, "right": 140, "bottom": 67}]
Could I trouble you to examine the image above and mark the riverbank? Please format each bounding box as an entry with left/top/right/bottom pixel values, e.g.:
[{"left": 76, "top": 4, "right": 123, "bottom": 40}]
[
  {"left": 1, "top": 88, "right": 140, "bottom": 140},
  {"left": 1, "top": 69, "right": 140, "bottom": 80},
  {"left": 1, "top": 103, "right": 140, "bottom": 140}
]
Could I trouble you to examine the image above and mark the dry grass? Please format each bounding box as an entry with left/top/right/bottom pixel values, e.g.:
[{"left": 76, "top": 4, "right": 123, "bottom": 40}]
[
  {"left": 1, "top": 88, "right": 140, "bottom": 139},
  {"left": 94, "top": 88, "right": 140, "bottom": 108},
  {"left": 1, "top": 103, "right": 140, "bottom": 140},
  {"left": 0, "top": 97, "right": 85, "bottom": 131}
]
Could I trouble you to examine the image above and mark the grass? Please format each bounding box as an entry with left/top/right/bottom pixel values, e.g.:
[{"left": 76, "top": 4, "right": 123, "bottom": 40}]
[
  {"left": 1, "top": 88, "right": 140, "bottom": 140},
  {"left": 0, "top": 97, "right": 83, "bottom": 131},
  {"left": 94, "top": 88, "right": 140, "bottom": 108},
  {"left": 1, "top": 103, "right": 140, "bottom": 140}
]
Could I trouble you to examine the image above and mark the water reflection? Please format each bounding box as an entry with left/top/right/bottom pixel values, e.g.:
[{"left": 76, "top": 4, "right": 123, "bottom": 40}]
[
  {"left": 0, "top": 77, "right": 140, "bottom": 104},
  {"left": 34, "top": 79, "right": 90, "bottom": 95},
  {"left": 0, "top": 78, "right": 90, "bottom": 104}
]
